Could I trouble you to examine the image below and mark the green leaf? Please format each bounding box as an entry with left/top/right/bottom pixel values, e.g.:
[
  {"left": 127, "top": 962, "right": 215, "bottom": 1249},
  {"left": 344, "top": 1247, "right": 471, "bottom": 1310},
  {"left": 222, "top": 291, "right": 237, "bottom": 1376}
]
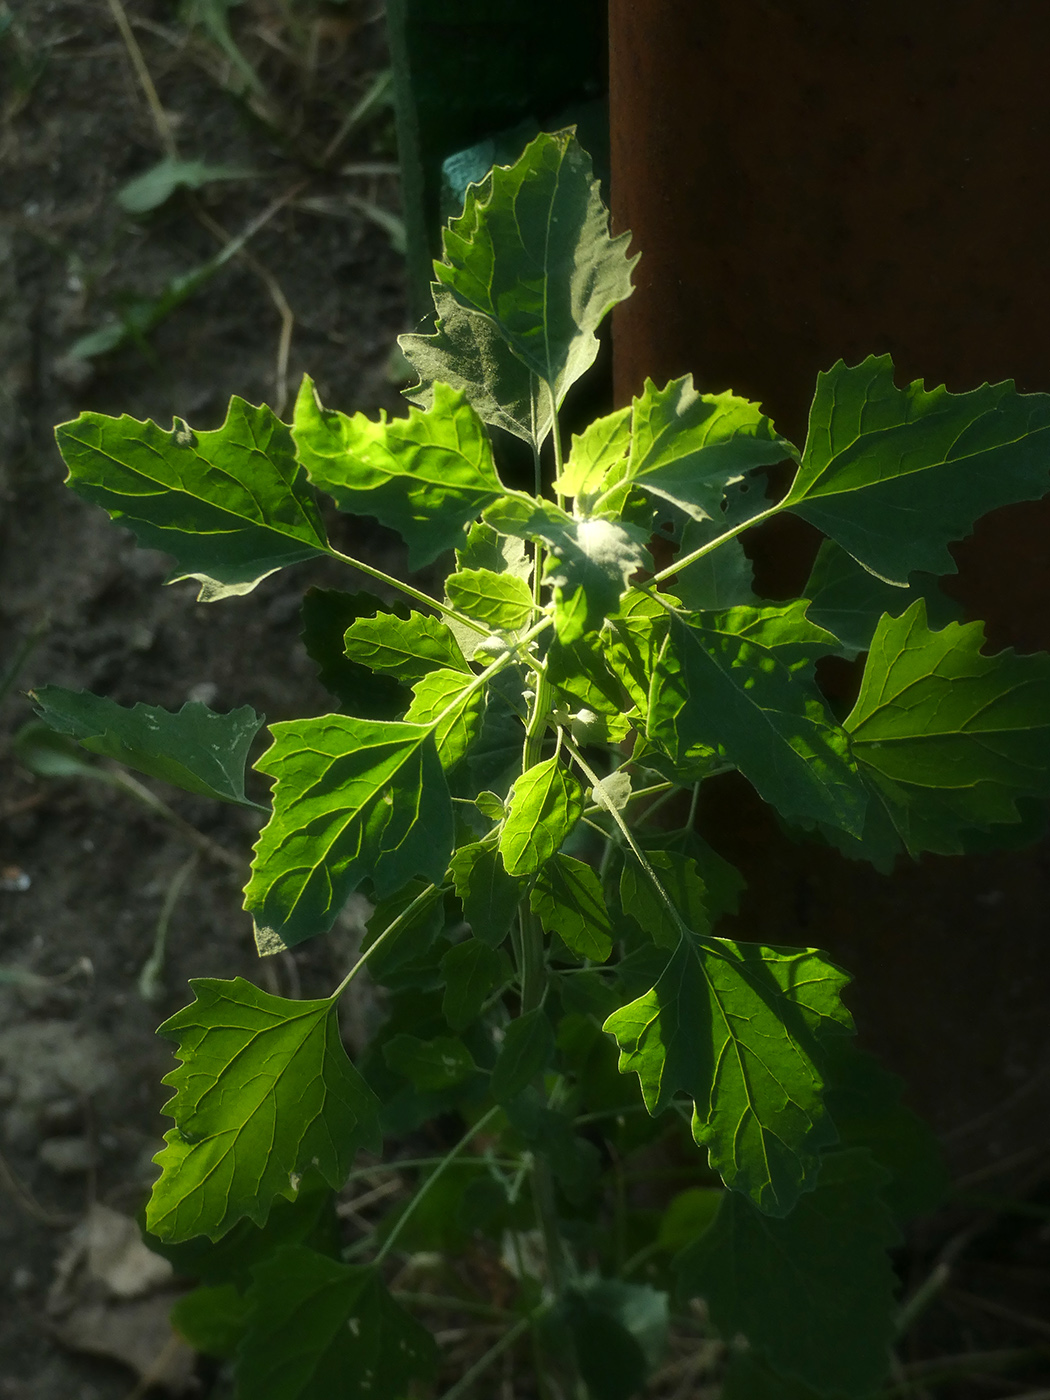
[
  {"left": 446, "top": 567, "right": 535, "bottom": 633},
  {"left": 563, "top": 1277, "right": 668, "bottom": 1400},
  {"left": 430, "top": 129, "right": 636, "bottom": 417},
  {"left": 676, "top": 1149, "right": 898, "bottom": 1396},
  {"left": 531, "top": 854, "right": 613, "bottom": 961},
  {"left": 619, "top": 850, "right": 710, "bottom": 949},
  {"left": 506, "top": 1096, "right": 600, "bottom": 1205},
  {"left": 383, "top": 1033, "right": 478, "bottom": 1092},
  {"left": 605, "top": 588, "right": 672, "bottom": 722},
  {"left": 485, "top": 495, "right": 651, "bottom": 643},
  {"left": 603, "top": 934, "right": 852, "bottom": 1214},
  {"left": 30, "top": 686, "right": 264, "bottom": 807},
  {"left": 440, "top": 940, "right": 506, "bottom": 1031},
  {"left": 602, "top": 377, "right": 796, "bottom": 521},
  {"left": 449, "top": 840, "right": 524, "bottom": 947},
  {"left": 299, "top": 589, "right": 408, "bottom": 718},
  {"left": 236, "top": 1247, "right": 437, "bottom": 1400},
  {"left": 403, "top": 668, "right": 486, "bottom": 770},
  {"left": 456, "top": 520, "right": 532, "bottom": 579},
  {"left": 146, "top": 979, "right": 380, "bottom": 1242},
  {"left": 656, "top": 1188, "right": 723, "bottom": 1252},
  {"left": 555, "top": 407, "right": 632, "bottom": 503},
  {"left": 547, "top": 634, "right": 632, "bottom": 744},
  {"left": 650, "top": 608, "right": 867, "bottom": 836},
  {"left": 245, "top": 716, "right": 453, "bottom": 953},
  {"left": 721, "top": 1352, "right": 860, "bottom": 1400},
  {"left": 785, "top": 355, "right": 1050, "bottom": 583},
  {"left": 844, "top": 601, "right": 1050, "bottom": 857},
  {"left": 117, "top": 155, "right": 255, "bottom": 214},
  {"left": 56, "top": 399, "right": 328, "bottom": 601},
  {"left": 170, "top": 1282, "right": 251, "bottom": 1359},
  {"left": 343, "top": 609, "right": 470, "bottom": 681},
  {"left": 491, "top": 1008, "right": 555, "bottom": 1103},
  {"left": 292, "top": 377, "right": 505, "bottom": 568},
  {"left": 499, "top": 756, "right": 584, "bottom": 877},
  {"left": 804, "top": 540, "right": 962, "bottom": 657},
  {"left": 361, "top": 879, "right": 445, "bottom": 987}
]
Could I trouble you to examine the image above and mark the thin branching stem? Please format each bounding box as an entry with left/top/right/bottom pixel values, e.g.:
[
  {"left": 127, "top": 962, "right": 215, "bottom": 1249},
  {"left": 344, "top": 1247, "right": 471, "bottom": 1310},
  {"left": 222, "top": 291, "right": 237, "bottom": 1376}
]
[{"left": 327, "top": 546, "right": 481, "bottom": 631}]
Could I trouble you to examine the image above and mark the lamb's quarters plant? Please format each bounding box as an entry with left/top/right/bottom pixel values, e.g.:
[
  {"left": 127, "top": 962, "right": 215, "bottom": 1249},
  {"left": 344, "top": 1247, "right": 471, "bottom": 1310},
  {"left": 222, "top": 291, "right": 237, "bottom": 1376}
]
[{"left": 39, "top": 127, "right": 1050, "bottom": 1397}]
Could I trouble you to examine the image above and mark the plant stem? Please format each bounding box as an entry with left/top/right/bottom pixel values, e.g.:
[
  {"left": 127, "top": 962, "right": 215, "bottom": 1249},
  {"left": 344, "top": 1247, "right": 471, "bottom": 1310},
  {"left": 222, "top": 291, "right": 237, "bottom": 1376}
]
[
  {"left": 327, "top": 882, "right": 442, "bottom": 1002},
  {"left": 647, "top": 500, "right": 784, "bottom": 588},
  {"left": 436, "top": 1315, "right": 534, "bottom": 1400},
  {"left": 327, "top": 545, "right": 483, "bottom": 632},
  {"left": 374, "top": 1106, "right": 500, "bottom": 1264}
]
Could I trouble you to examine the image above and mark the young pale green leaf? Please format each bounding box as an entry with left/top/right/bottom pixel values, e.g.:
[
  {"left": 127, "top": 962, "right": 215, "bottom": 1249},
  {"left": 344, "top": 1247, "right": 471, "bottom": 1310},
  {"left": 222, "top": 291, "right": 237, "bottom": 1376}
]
[
  {"left": 600, "top": 377, "right": 796, "bottom": 521},
  {"left": 619, "top": 850, "right": 710, "bottom": 949},
  {"left": 784, "top": 355, "right": 1050, "bottom": 583},
  {"left": 146, "top": 979, "right": 380, "bottom": 1243},
  {"left": 292, "top": 377, "right": 505, "bottom": 568},
  {"left": 555, "top": 407, "right": 632, "bottom": 502},
  {"left": 456, "top": 520, "right": 532, "bottom": 580},
  {"left": 842, "top": 600, "right": 1050, "bottom": 857},
  {"left": 431, "top": 129, "right": 636, "bottom": 413},
  {"left": 300, "top": 589, "right": 409, "bottom": 718},
  {"left": 383, "top": 1033, "right": 478, "bottom": 1092},
  {"left": 500, "top": 756, "right": 584, "bottom": 876},
  {"left": 531, "top": 854, "right": 613, "bottom": 962},
  {"left": 401, "top": 282, "right": 553, "bottom": 448},
  {"left": 446, "top": 567, "right": 535, "bottom": 633},
  {"left": 603, "top": 934, "right": 852, "bottom": 1215},
  {"left": 547, "top": 634, "right": 633, "bottom": 743},
  {"left": 56, "top": 399, "right": 328, "bottom": 601},
  {"left": 440, "top": 940, "right": 506, "bottom": 1031},
  {"left": 236, "top": 1247, "right": 437, "bottom": 1400},
  {"left": 486, "top": 495, "right": 651, "bottom": 643},
  {"left": 491, "top": 1008, "right": 555, "bottom": 1103},
  {"left": 804, "top": 540, "right": 962, "bottom": 657},
  {"left": 31, "top": 687, "right": 264, "bottom": 807},
  {"left": 649, "top": 608, "right": 867, "bottom": 836},
  {"left": 449, "top": 840, "right": 524, "bottom": 947},
  {"left": 403, "top": 668, "right": 486, "bottom": 770},
  {"left": 343, "top": 609, "right": 470, "bottom": 681},
  {"left": 245, "top": 716, "right": 453, "bottom": 953},
  {"left": 676, "top": 1149, "right": 898, "bottom": 1396}
]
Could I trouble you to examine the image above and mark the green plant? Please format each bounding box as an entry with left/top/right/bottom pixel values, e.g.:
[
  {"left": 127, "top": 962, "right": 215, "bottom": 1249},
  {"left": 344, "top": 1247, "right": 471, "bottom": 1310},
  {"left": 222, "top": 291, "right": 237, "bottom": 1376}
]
[{"left": 38, "top": 129, "right": 1050, "bottom": 1398}]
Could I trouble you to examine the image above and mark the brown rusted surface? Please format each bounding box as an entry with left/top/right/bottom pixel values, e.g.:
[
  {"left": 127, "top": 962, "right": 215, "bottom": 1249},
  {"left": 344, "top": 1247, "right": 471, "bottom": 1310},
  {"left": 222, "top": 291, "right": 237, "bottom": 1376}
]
[{"left": 610, "top": 0, "right": 1050, "bottom": 1174}]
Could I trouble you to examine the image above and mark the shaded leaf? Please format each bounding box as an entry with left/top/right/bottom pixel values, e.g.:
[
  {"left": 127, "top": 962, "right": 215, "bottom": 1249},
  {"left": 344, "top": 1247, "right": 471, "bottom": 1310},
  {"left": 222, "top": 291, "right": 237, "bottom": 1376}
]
[
  {"left": 456, "top": 520, "right": 532, "bottom": 579},
  {"left": 449, "top": 840, "right": 524, "bottom": 947},
  {"left": 293, "top": 377, "right": 505, "bottom": 568},
  {"left": 491, "top": 1008, "right": 555, "bottom": 1103},
  {"left": 299, "top": 588, "right": 408, "bottom": 718},
  {"left": 343, "top": 609, "right": 470, "bottom": 681},
  {"left": 500, "top": 756, "right": 584, "bottom": 877},
  {"left": 237, "top": 1247, "right": 437, "bottom": 1400},
  {"left": 785, "top": 355, "right": 1050, "bottom": 583},
  {"left": 440, "top": 940, "right": 506, "bottom": 1031},
  {"left": 531, "top": 853, "right": 613, "bottom": 961},
  {"left": 603, "top": 934, "right": 852, "bottom": 1215},
  {"left": 147, "top": 979, "right": 380, "bottom": 1242},
  {"left": 56, "top": 399, "right": 328, "bottom": 600},
  {"left": 619, "top": 850, "right": 710, "bottom": 949},
  {"left": 245, "top": 716, "right": 452, "bottom": 953},
  {"left": 383, "top": 1033, "right": 478, "bottom": 1092},
  {"left": 170, "top": 1282, "right": 250, "bottom": 1359},
  {"left": 31, "top": 686, "right": 264, "bottom": 806},
  {"left": 676, "top": 1149, "right": 898, "bottom": 1396},
  {"left": 564, "top": 1277, "right": 668, "bottom": 1400}
]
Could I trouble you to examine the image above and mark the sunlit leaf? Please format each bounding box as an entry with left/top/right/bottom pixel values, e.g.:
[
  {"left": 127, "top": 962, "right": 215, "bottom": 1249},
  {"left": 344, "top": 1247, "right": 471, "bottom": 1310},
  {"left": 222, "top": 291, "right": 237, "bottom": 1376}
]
[
  {"left": 403, "top": 668, "right": 486, "bottom": 769},
  {"left": 500, "top": 756, "right": 584, "bottom": 876},
  {"left": 343, "top": 609, "right": 470, "bottom": 681}
]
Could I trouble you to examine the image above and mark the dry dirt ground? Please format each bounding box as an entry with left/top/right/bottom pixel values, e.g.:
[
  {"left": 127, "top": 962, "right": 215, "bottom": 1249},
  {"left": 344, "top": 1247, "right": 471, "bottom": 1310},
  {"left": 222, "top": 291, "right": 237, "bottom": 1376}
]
[{"left": 1, "top": 4, "right": 1050, "bottom": 1399}]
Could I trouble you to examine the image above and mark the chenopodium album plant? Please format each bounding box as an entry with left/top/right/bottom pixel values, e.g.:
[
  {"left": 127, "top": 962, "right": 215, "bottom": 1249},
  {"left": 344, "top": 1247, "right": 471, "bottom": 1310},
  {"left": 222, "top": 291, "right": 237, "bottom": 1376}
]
[{"left": 38, "top": 129, "right": 1050, "bottom": 1398}]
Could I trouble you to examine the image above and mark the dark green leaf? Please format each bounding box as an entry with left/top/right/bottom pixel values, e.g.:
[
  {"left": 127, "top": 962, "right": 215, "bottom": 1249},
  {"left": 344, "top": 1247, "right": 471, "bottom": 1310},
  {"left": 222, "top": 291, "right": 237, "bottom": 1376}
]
[
  {"left": 31, "top": 686, "right": 264, "bottom": 806},
  {"left": 649, "top": 608, "right": 867, "bottom": 836},
  {"left": 531, "top": 853, "right": 613, "bottom": 961},
  {"left": 603, "top": 934, "right": 852, "bottom": 1214},
  {"left": 676, "top": 1149, "right": 898, "bottom": 1396},
  {"left": 56, "top": 399, "right": 328, "bottom": 600},
  {"left": 236, "top": 1247, "right": 437, "bottom": 1400},
  {"left": 600, "top": 376, "right": 796, "bottom": 521},
  {"left": 383, "top": 1033, "right": 478, "bottom": 1092},
  {"left": 721, "top": 1351, "right": 861, "bottom": 1400},
  {"left": 362, "top": 879, "right": 445, "bottom": 986},
  {"left": 804, "top": 540, "right": 962, "bottom": 657},
  {"left": 500, "top": 756, "right": 584, "bottom": 877},
  {"left": 785, "top": 355, "right": 1050, "bottom": 583},
  {"left": 564, "top": 1277, "right": 668, "bottom": 1400},
  {"left": 456, "top": 520, "right": 532, "bottom": 578},
  {"left": 299, "top": 588, "right": 408, "bottom": 718},
  {"left": 844, "top": 601, "right": 1050, "bottom": 858},
  {"left": 343, "top": 609, "right": 470, "bottom": 681},
  {"left": 429, "top": 129, "right": 636, "bottom": 417},
  {"left": 404, "top": 668, "right": 486, "bottom": 770},
  {"left": 292, "top": 377, "right": 504, "bottom": 568},
  {"left": 146, "top": 979, "right": 380, "bottom": 1242},
  {"left": 245, "top": 716, "right": 453, "bottom": 953},
  {"left": 656, "top": 1188, "right": 723, "bottom": 1252},
  {"left": 619, "top": 850, "right": 710, "bottom": 949},
  {"left": 506, "top": 1095, "right": 600, "bottom": 1205},
  {"left": 170, "top": 1282, "right": 250, "bottom": 1359},
  {"left": 450, "top": 840, "right": 525, "bottom": 946},
  {"left": 491, "top": 1008, "right": 555, "bottom": 1103},
  {"left": 446, "top": 567, "right": 535, "bottom": 633},
  {"left": 440, "top": 940, "right": 506, "bottom": 1031}
]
